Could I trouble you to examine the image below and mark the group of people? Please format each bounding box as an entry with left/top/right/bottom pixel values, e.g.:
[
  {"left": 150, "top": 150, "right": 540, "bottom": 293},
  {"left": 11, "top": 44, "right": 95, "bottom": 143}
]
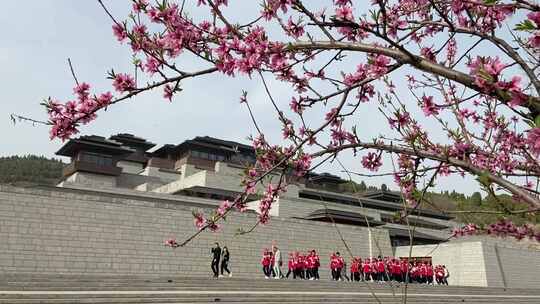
[
  {"left": 346, "top": 256, "right": 449, "bottom": 285},
  {"left": 210, "top": 242, "right": 232, "bottom": 278},
  {"left": 212, "top": 243, "right": 450, "bottom": 285},
  {"left": 286, "top": 250, "right": 321, "bottom": 280},
  {"left": 262, "top": 250, "right": 450, "bottom": 285},
  {"left": 261, "top": 246, "right": 286, "bottom": 279}
]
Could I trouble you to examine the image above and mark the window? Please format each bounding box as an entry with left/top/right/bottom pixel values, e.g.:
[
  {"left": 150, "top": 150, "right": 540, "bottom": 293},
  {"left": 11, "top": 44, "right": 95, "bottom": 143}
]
[
  {"left": 80, "top": 152, "right": 113, "bottom": 167},
  {"left": 190, "top": 150, "right": 226, "bottom": 161},
  {"left": 191, "top": 151, "right": 201, "bottom": 158}
]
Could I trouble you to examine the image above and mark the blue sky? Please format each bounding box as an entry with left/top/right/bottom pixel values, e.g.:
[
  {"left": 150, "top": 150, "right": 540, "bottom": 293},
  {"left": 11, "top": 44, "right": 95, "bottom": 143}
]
[{"left": 0, "top": 1, "right": 498, "bottom": 195}]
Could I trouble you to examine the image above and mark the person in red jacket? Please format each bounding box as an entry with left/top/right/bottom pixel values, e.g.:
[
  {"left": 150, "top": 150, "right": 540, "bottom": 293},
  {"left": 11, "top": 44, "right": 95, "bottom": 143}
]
[
  {"left": 313, "top": 250, "right": 320, "bottom": 280},
  {"left": 419, "top": 262, "right": 427, "bottom": 284},
  {"left": 336, "top": 252, "right": 346, "bottom": 281},
  {"left": 401, "top": 260, "right": 410, "bottom": 283},
  {"left": 376, "top": 257, "right": 385, "bottom": 282},
  {"left": 297, "top": 253, "right": 306, "bottom": 279},
  {"left": 307, "top": 250, "right": 320, "bottom": 280},
  {"left": 292, "top": 252, "right": 300, "bottom": 279},
  {"left": 426, "top": 262, "right": 434, "bottom": 285},
  {"left": 261, "top": 249, "right": 272, "bottom": 279},
  {"left": 330, "top": 253, "right": 338, "bottom": 280},
  {"left": 435, "top": 265, "right": 444, "bottom": 285},
  {"left": 350, "top": 257, "right": 361, "bottom": 282},
  {"left": 286, "top": 252, "right": 294, "bottom": 279},
  {"left": 363, "top": 258, "right": 372, "bottom": 281}
]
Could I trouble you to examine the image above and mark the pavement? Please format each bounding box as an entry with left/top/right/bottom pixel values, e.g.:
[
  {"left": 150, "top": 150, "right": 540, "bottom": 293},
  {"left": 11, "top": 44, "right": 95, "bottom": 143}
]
[{"left": 1, "top": 274, "right": 539, "bottom": 303}]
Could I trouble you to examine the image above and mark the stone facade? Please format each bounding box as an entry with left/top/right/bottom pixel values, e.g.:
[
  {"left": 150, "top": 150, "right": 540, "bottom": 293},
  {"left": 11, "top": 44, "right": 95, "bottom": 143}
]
[
  {"left": 0, "top": 185, "right": 391, "bottom": 277},
  {"left": 394, "top": 239, "right": 540, "bottom": 288}
]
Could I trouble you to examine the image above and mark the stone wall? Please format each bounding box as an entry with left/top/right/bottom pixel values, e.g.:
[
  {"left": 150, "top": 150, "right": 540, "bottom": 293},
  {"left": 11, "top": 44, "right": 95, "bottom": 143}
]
[
  {"left": 394, "top": 240, "right": 540, "bottom": 288},
  {"left": 0, "top": 185, "right": 392, "bottom": 277},
  {"left": 487, "top": 244, "right": 540, "bottom": 288},
  {"left": 61, "top": 172, "right": 116, "bottom": 188}
]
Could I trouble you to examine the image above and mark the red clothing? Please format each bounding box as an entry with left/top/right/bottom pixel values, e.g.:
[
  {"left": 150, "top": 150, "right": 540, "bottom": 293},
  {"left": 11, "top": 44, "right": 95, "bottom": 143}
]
[
  {"left": 298, "top": 256, "right": 305, "bottom": 270},
  {"left": 307, "top": 255, "right": 315, "bottom": 269},
  {"left": 427, "top": 265, "right": 434, "bottom": 277},
  {"left": 401, "top": 262, "right": 409, "bottom": 274},
  {"left": 435, "top": 266, "right": 444, "bottom": 278},
  {"left": 261, "top": 255, "right": 271, "bottom": 267},
  {"left": 330, "top": 255, "right": 338, "bottom": 270},
  {"left": 337, "top": 256, "right": 344, "bottom": 268},
  {"left": 377, "top": 261, "right": 385, "bottom": 273},
  {"left": 363, "top": 262, "right": 371, "bottom": 273},
  {"left": 351, "top": 260, "right": 359, "bottom": 273}
]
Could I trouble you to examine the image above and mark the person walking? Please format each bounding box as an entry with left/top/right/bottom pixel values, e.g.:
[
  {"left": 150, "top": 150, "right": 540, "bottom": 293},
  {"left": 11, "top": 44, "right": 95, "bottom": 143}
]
[
  {"left": 272, "top": 245, "right": 283, "bottom": 279},
  {"left": 211, "top": 242, "right": 221, "bottom": 278},
  {"left": 442, "top": 265, "right": 450, "bottom": 285},
  {"left": 261, "top": 249, "right": 272, "bottom": 279},
  {"left": 220, "top": 246, "right": 232, "bottom": 277}
]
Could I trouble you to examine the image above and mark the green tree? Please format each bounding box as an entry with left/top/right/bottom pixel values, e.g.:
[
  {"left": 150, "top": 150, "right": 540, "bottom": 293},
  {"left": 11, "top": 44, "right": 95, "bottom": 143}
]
[
  {"left": 0, "top": 155, "right": 64, "bottom": 185},
  {"left": 359, "top": 181, "right": 367, "bottom": 192},
  {"left": 470, "top": 192, "right": 482, "bottom": 206}
]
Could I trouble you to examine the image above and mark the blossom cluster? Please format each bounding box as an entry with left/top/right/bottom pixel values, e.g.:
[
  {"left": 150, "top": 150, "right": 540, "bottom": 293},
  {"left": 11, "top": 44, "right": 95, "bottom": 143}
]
[
  {"left": 526, "top": 12, "right": 540, "bottom": 49},
  {"left": 453, "top": 221, "right": 540, "bottom": 242},
  {"left": 164, "top": 238, "right": 179, "bottom": 248},
  {"left": 46, "top": 83, "right": 114, "bottom": 140}
]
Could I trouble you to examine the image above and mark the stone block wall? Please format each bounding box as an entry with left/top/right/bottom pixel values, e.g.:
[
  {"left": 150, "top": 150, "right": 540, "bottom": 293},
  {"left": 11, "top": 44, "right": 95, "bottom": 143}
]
[
  {"left": 395, "top": 242, "right": 488, "bottom": 287},
  {"left": 394, "top": 240, "right": 540, "bottom": 288},
  {"left": 0, "top": 185, "right": 391, "bottom": 278},
  {"left": 488, "top": 244, "right": 540, "bottom": 288},
  {"left": 61, "top": 172, "right": 117, "bottom": 189}
]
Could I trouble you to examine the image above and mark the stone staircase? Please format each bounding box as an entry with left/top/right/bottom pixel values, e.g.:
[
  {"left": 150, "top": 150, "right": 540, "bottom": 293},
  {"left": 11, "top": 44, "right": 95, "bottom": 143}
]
[{"left": 1, "top": 275, "right": 539, "bottom": 303}]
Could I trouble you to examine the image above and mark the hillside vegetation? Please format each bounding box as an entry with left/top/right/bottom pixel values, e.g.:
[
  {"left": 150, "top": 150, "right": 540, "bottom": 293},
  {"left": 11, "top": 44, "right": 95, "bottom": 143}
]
[{"left": 0, "top": 155, "right": 64, "bottom": 185}]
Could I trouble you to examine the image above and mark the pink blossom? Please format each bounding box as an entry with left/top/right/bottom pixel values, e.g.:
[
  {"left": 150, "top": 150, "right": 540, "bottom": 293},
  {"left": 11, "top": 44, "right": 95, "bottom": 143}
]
[
  {"left": 217, "top": 200, "right": 232, "bottom": 216},
  {"left": 286, "top": 17, "right": 305, "bottom": 38},
  {"left": 361, "top": 152, "right": 382, "bottom": 172},
  {"left": 452, "top": 223, "right": 479, "bottom": 238},
  {"left": 334, "top": 0, "right": 351, "bottom": 6},
  {"left": 369, "top": 54, "right": 391, "bottom": 77},
  {"left": 73, "top": 82, "right": 90, "bottom": 99},
  {"left": 527, "top": 12, "right": 540, "bottom": 26},
  {"left": 132, "top": 0, "right": 148, "bottom": 13},
  {"left": 208, "top": 222, "right": 221, "bottom": 232},
  {"left": 96, "top": 92, "right": 113, "bottom": 106},
  {"left": 529, "top": 32, "right": 540, "bottom": 48},
  {"left": 293, "top": 153, "right": 312, "bottom": 177},
  {"left": 144, "top": 57, "right": 161, "bottom": 74},
  {"left": 527, "top": 128, "right": 540, "bottom": 156},
  {"left": 163, "top": 84, "right": 173, "bottom": 101},
  {"left": 258, "top": 184, "right": 279, "bottom": 224},
  {"left": 112, "top": 73, "right": 136, "bottom": 92},
  {"left": 421, "top": 95, "right": 439, "bottom": 116},
  {"left": 289, "top": 97, "right": 303, "bottom": 114},
  {"left": 164, "top": 238, "right": 178, "bottom": 247},
  {"left": 193, "top": 212, "right": 206, "bottom": 230},
  {"left": 446, "top": 38, "right": 457, "bottom": 63},
  {"left": 112, "top": 23, "right": 127, "bottom": 42},
  {"left": 335, "top": 6, "right": 354, "bottom": 21},
  {"left": 420, "top": 47, "right": 436, "bottom": 62}
]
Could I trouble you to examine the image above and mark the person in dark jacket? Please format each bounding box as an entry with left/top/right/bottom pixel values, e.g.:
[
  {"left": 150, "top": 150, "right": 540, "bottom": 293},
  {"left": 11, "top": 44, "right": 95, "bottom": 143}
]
[
  {"left": 220, "top": 246, "right": 232, "bottom": 277},
  {"left": 211, "top": 242, "right": 221, "bottom": 278}
]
